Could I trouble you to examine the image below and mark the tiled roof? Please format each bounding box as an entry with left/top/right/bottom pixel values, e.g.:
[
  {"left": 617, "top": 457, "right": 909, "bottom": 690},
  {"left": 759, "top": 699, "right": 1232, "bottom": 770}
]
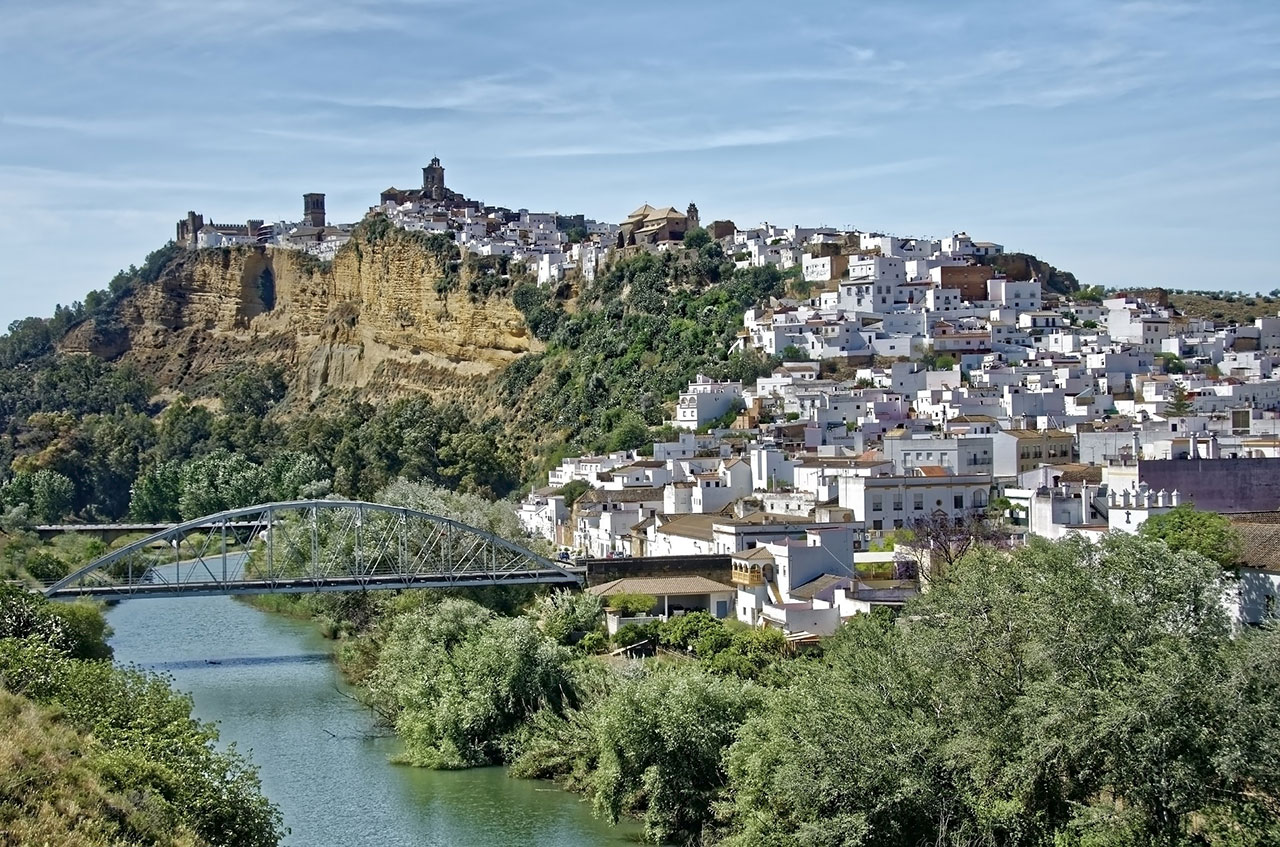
[
  {"left": 578, "top": 486, "right": 664, "bottom": 505},
  {"left": 789, "top": 573, "right": 851, "bottom": 601},
  {"left": 654, "top": 514, "right": 719, "bottom": 540},
  {"left": 732, "top": 546, "right": 776, "bottom": 563},
  {"left": 1231, "top": 519, "right": 1280, "bottom": 572},
  {"left": 1000, "top": 428, "right": 1074, "bottom": 439},
  {"left": 1057, "top": 464, "right": 1103, "bottom": 484}
]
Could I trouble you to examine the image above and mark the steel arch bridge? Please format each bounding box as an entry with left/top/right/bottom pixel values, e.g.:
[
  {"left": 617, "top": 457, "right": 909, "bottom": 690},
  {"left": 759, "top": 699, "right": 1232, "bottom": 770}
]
[{"left": 42, "top": 500, "right": 582, "bottom": 600}]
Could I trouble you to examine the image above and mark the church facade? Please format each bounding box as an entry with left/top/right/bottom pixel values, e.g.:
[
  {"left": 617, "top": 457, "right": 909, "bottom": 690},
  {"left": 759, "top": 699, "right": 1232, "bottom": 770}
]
[
  {"left": 618, "top": 203, "right": 700, "bottom": 247},
  {"left": 380, "top": 157, "right": 472, "bottom": 207}
]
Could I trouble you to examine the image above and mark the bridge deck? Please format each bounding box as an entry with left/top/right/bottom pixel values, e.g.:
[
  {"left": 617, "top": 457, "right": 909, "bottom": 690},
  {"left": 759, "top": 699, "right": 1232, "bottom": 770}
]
[
  {"left": 37, "top": 522, "right": 261, "bottom": 532},
  {"left": 47, "top": 568, "right": 584, "bottom": 600}
]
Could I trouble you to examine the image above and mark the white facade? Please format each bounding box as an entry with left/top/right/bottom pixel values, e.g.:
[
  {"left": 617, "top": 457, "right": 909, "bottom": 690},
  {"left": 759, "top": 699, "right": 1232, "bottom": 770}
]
[{"left": 674, "top": 375, "right": 744, "bottom": 431}]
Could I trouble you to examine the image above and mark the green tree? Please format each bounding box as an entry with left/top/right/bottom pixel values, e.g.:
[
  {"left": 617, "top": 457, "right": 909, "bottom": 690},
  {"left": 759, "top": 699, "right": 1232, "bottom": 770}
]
[
  {"left": 682, "top": 227, "right": 711, "bottom": 250},
  {"left": 555, "top": 478, "right": 591, "bottom": 510},
  {"left": 177, "top": 450, "right": 267, "bottom": 519},
  {"left": 360, "top": 597, "right": 576, "bottom": 768},
  {"left": 611, "top": 619, "right": 660, "bottom": 648},
  {"left": 659, "top": 610, "right": 723, "bottom": 651},
  {"left": 219, "top": 363, "right": 287, "bottom": 417},
  {"left": 514, "top": 664, "right": 763, "bottom": 845},
  {"left": 588, "top": 666, "right": 761, "bottom": 843},
  {"left": 129, "top": 460, "right": 183, "bottom": 522},
  {"left": 605, "top": 413, "right": 650, "bottom": 453},
  {"left": 708, "top": 625, "right": 787, "bottom": 680},
  {"left": 44, "top": 601, "right": 114, "bottom": 661},
  {"left": 29, "top": 469, "right": 75, "bottom": 523},
  {"left": 1166, "top": 383, "right": 1194, "bottom": 416},
  {"left": 154, "top": 397, "right": 215, "bottom": 461},
  {"left": 262, "top": 450, "right": 331, "bottom": 500},
  {"left": 1157, "top": 352, "right": 1187, "bottom": 374},
  {"left": 720, "top": 534, "right": 1280, "bottom": 846},
  {"left": 1139, "top": 504, "right": 1243, "bottom": 567},
  {"left": 605, "top": 592, "right": 656, "bottom": 615},
  {"left": 22, "top": 549, "right": 67, "bottom": 584},
  {"left": 530, "top": 589, "right": 603, "bottom": 645}
]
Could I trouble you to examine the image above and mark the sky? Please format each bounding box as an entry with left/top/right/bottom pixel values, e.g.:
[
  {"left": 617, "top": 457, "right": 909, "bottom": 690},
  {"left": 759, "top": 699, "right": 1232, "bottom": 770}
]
[{"left": 1, "top": 0, "right": 1278, "bottom": 326}]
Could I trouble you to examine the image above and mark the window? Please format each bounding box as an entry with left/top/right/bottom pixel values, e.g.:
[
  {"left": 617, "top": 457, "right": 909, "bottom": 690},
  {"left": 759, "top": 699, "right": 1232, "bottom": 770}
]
[
  {"left": 914, "top": 494, "right": 924, "bottom": 511},
  {"left": 872, "top": 495, "right": 883, "bottom": 512},
  {"left": 954, "top": 494, "right": 964, "bottom": 509}
]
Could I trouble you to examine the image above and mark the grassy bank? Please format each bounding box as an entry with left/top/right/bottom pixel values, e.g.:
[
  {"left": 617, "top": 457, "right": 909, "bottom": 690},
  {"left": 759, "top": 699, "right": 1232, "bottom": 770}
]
[{"left": 0, "top": 585, "right": 284, "bottom": 847}]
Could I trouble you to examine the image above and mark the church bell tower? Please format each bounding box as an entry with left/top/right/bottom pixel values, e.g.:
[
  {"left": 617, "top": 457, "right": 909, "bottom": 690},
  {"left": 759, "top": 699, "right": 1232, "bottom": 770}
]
[{"left": 422, "top": 157, "right": 446, "bottom": 202}]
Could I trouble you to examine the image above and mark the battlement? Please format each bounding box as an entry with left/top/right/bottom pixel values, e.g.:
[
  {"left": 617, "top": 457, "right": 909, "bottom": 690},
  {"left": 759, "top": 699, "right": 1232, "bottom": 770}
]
[
  {"left": 176, "top": 211, "right": 271, "bottom": 248},
  {"left": 1107, "top": 487, "right": 1181, "bottom": 509}
]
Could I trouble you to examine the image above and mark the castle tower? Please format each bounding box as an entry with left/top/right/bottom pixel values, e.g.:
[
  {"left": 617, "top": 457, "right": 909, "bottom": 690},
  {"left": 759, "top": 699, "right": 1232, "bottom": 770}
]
[
  {"left": 303, "top": 193, "right": 326, "bottom": 227},
  {"left": 177, "top": 210, "right": 204, "bottom": 247},
  {"left": 422, "top": 157, "right": 446, "bottom": 202}
]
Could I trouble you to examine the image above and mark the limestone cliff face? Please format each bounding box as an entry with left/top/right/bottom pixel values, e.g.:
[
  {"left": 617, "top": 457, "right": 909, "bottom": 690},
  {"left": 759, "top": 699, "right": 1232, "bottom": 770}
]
[{"left": 62, "top": 229, "right": 541, "bottom": 404}]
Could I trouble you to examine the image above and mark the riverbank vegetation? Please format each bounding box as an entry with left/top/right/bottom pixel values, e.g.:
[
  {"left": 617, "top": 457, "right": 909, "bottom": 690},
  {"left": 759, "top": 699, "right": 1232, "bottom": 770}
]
[
  {"left": 260, "top": 497, "right": 1280, "bottom": 846},
  {"left": 0, "top": 585, "right": 284, "bottom": 846}
]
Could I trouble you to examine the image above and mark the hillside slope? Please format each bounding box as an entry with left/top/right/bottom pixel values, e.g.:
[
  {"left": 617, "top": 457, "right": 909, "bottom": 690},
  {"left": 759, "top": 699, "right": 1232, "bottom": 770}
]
[{"left": 0, "top": 227, "right": 1090, "bottom": 518}]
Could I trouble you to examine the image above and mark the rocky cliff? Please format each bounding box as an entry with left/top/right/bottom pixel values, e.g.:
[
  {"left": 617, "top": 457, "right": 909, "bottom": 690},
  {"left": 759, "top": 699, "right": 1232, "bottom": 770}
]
[{"left": 60, "top": 227, "right": 541, "bottom": 405}]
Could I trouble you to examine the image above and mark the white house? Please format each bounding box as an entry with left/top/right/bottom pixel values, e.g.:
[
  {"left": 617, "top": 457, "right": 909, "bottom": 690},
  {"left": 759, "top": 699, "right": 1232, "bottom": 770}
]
[{"left": 674, "top": 375, "right": 744, "bottom": 431}]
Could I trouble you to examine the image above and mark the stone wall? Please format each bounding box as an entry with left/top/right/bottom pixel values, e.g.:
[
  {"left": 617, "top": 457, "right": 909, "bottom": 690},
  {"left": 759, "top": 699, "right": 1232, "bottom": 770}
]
[
  {"left": 1138, "top": 458, "right": 1280, "bottom": 512},
  {"left": 582, "top": 555, "right": 732, "bottom": 587}
]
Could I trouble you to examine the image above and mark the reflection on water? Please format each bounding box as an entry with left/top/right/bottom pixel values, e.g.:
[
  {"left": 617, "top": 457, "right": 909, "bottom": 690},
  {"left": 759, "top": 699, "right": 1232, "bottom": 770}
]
[
  {"left": 144, "top": 653, "right": 331, "bottom": 671},
  {"left": 107, "top": 594, "right": 643, "bottom": 847}
]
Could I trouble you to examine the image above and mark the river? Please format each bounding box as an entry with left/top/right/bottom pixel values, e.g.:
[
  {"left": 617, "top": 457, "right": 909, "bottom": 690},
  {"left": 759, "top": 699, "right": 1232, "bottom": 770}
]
[{"left": 106, "top": 592, "right": 643, "bottom": 846}]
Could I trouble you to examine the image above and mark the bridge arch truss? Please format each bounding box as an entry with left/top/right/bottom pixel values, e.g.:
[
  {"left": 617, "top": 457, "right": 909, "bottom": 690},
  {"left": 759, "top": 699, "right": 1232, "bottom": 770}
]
[{"left": 42, "top": 500, "right": 582, "bottom": 600}]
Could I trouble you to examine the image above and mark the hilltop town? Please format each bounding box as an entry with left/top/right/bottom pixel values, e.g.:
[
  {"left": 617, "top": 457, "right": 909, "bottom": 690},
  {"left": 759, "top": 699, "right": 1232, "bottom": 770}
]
[{"left": 168, "top": 159, "right": 1280, "bottom": 641}]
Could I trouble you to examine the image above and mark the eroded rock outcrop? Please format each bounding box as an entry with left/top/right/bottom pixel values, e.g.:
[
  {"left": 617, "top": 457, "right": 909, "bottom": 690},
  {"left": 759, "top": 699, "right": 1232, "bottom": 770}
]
[{"left": 62, "top": 228, "right": 541, "bottom": 404}]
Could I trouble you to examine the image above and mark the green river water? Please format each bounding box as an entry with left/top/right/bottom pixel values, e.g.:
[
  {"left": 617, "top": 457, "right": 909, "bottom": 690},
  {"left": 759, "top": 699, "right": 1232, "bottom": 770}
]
[{"left": 106, "top": 594, "right": 644, "bottom": 846}]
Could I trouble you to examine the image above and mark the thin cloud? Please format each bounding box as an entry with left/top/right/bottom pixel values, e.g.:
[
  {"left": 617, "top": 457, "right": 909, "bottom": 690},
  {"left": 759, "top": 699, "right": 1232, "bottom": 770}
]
[
  {"left": 1, "top": 113, "right": 153, "bottom": 138},
  {"left": 1219, "top": 84, "right": 1280, "bottom": 101},
  {"left": 518, "top": 125, "right": 847, "bottom": 159}
]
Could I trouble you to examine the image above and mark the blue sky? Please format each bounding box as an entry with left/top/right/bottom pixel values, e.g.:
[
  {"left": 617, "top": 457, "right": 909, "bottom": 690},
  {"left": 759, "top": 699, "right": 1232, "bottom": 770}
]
[{"left": 1, "top": 0, "right": 1277, "bottom": 326}]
